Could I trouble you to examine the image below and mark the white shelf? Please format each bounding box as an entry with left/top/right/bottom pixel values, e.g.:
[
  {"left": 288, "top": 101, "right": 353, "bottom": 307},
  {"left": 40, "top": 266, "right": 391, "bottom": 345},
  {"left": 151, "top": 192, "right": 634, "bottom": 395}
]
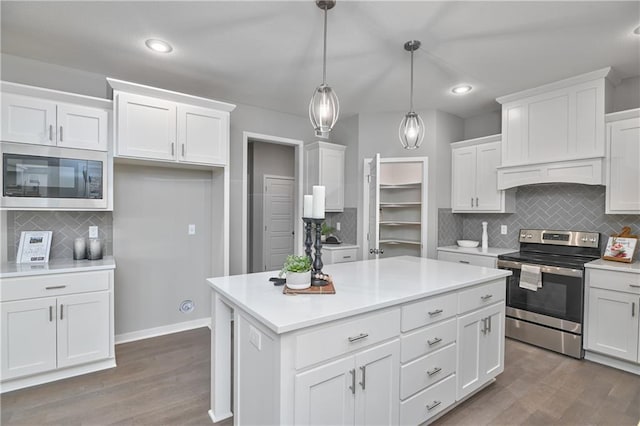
[
  {"left": 379, "top": 239, "right": 421, "bottom": 246},
  {"left": 380, "top": 182, "right": 421, "bottom": 189},
  {"left": 379, "top": 202, "right": 421, "bottom": 208},
  {"left": 379, "top": 221, "right": 421, "bottom": 226}
]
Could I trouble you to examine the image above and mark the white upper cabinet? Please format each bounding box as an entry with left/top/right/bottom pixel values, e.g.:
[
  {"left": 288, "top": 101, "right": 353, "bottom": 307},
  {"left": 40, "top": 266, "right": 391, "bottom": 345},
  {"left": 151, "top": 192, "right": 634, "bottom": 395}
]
[
  {"left": 108, "top": 78, "right": 235, "bottom": 167},
  {"left": 605, "top": 109, "right": 640, "bottom": 214},
  {"left": 1, "top": 84, "right": 110, "bottom": 152},
  {"left": 305, "top": 141, "right": 346, "bottom": 212},
  {"left": 495, "top": 67, "right": 615, "bottom": 189},
  {"left": 451, "top": 135, "right": 515, "bottom": 213}
]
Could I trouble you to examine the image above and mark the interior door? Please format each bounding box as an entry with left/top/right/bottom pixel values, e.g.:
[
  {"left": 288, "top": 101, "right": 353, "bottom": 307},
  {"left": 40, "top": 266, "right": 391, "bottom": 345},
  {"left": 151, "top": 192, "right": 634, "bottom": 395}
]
[
  {"left": 263, "top": 176, "right": 295, "bottom": 271},
  {"left": 368, "top": 154, "right": 380, "bottom": 259}
]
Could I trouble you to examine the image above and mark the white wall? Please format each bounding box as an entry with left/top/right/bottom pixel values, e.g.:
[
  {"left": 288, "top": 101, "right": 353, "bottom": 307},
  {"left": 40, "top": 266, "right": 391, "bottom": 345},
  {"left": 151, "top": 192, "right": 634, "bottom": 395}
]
[
  {"left": 330, "top": 115, "right": 359, "bottom": 208},
  {"left": 463, "top": 110, "right": 501, "bottom": 140},
  {"left": 249, "top": 142, "right": 295, "bottom": 273},
  {"left": 613, "top": 75, "right": 640, "bottom": 111}
]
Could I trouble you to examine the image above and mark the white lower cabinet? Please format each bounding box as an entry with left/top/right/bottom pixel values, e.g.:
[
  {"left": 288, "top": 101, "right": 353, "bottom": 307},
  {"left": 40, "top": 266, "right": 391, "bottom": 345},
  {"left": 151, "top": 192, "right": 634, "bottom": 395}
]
[
  {"left": 295, "top": 339, "right": 400, "bottom": 426},
  {"left": 400, "top": 373, "right": 456, "bottom": 425},
  {"left": 457, "top": 303, "right": 505, "bottom": 400},
  {"left": 0, "top": 269, "right": 114, "bottom": 391}
]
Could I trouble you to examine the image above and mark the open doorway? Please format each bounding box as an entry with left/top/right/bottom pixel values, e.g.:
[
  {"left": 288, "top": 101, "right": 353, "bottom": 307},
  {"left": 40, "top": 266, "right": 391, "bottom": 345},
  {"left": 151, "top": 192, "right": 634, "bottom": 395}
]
[{"left": 246, "top": 136, "right": 301, "bottom": 273}]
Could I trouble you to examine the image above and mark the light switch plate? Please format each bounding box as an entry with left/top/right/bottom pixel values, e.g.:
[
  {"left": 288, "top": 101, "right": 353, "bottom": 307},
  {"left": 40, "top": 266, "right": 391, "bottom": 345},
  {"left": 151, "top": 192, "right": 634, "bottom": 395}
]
[
  {"left": 249, "top": 325, "right": 262, "bottom": 350},
  {"left": 188, "top": 224, "right": 196, "bottom": 235},
  {"left": 500, "top": 225, "right": 508, "bottom": 235},
  {"left": 89, "top": 226, "right": 99, "bottom": 238},
  {"left": 336, "top": 222, "right": 341, "bottom": 231}
]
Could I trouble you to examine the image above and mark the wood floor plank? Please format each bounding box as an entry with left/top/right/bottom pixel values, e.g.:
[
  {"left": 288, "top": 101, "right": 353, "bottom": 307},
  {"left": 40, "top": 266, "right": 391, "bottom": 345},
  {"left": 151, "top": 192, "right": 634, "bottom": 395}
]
[{"left": 2, "top": 330, "right": 639, "bottom": 425}]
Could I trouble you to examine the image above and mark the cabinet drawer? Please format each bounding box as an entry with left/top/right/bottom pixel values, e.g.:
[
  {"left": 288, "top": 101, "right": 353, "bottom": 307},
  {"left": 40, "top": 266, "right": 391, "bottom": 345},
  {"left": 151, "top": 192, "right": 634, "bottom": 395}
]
[
  {"left": 295, "top": 308, "right": 400, "bottom": 369},
  {"left": 458, "top": 279, "right": 505, "bottom": 314},
  {"left": 399, "top": 373, "right": 456, "bottom": 426},
  {"left": 437, "top": 251, "right": 496, "bottom": 268},
  {"left": 328, "top": 248, "right": 358, "bottom": 264},
  {"left": 401, "top": 318, "right": 457, "bottom": 363},
  {"left": 401, "top": 292, "right": 457, "bottom": 332},
  {"left": 588, "top": 268, "right": 640, "bottom": 294},
  {"left": 400, "top": 343, "right": 456, "bottom": 400},
  {"left": 1, "top": 270, "right": 111, "bottom": 302}
]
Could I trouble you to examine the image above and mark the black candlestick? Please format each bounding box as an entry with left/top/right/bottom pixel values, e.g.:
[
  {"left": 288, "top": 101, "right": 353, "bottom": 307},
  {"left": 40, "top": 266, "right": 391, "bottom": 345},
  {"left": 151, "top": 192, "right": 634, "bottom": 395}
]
[
  {"left": 303, "top": 218, "right": 313, "bottom": 262},
  {"left": 311, "top": 218, "right": 328, "bottom": 286}
]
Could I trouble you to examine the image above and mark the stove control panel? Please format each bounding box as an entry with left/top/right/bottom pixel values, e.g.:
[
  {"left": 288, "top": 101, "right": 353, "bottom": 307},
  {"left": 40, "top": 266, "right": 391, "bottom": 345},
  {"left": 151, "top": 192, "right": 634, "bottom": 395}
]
[{"left": 518, "top": 229, "right": 600, "bottom": 248}]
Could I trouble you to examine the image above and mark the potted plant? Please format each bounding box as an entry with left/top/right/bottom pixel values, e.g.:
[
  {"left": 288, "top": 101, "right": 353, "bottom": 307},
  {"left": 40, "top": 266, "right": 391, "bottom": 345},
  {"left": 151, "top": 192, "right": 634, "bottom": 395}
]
[
  {"left": 321, "top": 222, "right": 335, "bottom": 243},
  {"left": 279, "top": 255, "right": 312, "bottom": 289}
]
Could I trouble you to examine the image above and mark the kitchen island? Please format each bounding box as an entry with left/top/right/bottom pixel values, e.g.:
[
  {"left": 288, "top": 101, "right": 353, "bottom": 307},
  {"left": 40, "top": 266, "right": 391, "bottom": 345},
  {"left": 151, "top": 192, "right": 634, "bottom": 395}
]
[{"left": 206, "top": 256, "right": 511, "bottom": 425}]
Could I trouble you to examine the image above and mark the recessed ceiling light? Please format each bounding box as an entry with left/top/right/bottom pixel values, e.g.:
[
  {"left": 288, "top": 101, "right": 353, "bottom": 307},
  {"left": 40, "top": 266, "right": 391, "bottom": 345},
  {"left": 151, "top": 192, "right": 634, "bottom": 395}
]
[
  {"left": 145, "top": 39, "right": 173, "bottom": 53},
  {"left": 451, "top": 85, "right": 472, "bottom": 95},
  {"left": 634, "top": 25, "right": 640, "bottom": 35}
]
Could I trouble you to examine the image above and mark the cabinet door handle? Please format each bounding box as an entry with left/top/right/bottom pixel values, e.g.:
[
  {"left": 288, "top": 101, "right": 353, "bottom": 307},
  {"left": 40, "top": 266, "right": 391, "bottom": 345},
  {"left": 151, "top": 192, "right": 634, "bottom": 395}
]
[
  {"left": 49, "top": 124, "right": 53, "bottom": 141},
  {"left": 59, "top": 126, "right": 63, "bottom": 142},
  {"left": 629, "top": 284, "right": 640, "bottom": 288},
  {"left": 488, "top": 315, "right": 492, "bottom": 332},
  {"left": 349, "top": 369, "right": 356, "bottom": 395},
  {"left": 481, "top": 317, "right": 487, "bottom": 334},
  {"left": 459, "top": 260, "right": 470, "bottom": 264},
  {"left": 348, "top": 333, "right": 369, "bottom": 343},
  {"left": 476, "top": 197, "right": 479, "bottom": 207},
  {"left": 359, "top": 365, "right": 366, "bottom": 390},
  {"left": 481, "top": 294, "right": 493, "bottom": 301},
  {"left": 633, "top": 302, "right": 636, "bottom": 318},
  {"left": 49, "top": 306, "right": 53, "bottom": 322},
  {"left": 45, "top": 285, "right": 66, "bottom": 290},
  {"left": 427, "top": 366, "right": 442, "bottom": 377},
  {"left": 426, "top": 400, "right": 442, "bottom": 411},
  {"left": 427, "top": 337, "right": 442, "bottom": 346},
  {"left": 171, "top": 143, "right": 175, "bottom": 156},
  {"left": 471, "top": 197, "right": 474, "bottom": 208},
  {"left": 428, "top": 309, "right": 443, "bottom": 316},
  {"left": 60, "top": 304, "right": 64, "bottom": 320},
  {"left": 182, "top": 144, "right": 185, "bottom": 157}
]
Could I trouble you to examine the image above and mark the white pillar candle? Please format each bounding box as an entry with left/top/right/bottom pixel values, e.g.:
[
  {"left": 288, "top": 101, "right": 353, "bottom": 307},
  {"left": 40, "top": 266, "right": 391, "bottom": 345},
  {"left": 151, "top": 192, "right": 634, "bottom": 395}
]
[
  {"left": 312, "top": 185, "right": 325, "bottom": 219},
  {"left": 303, "top": 195, "right": 313, "bottom": 218}
]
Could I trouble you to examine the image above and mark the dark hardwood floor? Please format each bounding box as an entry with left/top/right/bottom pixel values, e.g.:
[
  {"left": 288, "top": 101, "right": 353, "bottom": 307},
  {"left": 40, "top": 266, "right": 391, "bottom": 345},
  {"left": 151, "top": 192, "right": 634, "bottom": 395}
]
[{"left": 1, "top": 327, "right": 638, "bottom": 425}]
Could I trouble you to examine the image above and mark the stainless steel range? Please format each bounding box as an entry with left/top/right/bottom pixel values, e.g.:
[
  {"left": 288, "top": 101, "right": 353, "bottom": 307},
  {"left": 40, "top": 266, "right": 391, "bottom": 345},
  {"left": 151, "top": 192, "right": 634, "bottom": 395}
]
[{"left": 497, "top": 229, "right": 601, "bottom": 359}]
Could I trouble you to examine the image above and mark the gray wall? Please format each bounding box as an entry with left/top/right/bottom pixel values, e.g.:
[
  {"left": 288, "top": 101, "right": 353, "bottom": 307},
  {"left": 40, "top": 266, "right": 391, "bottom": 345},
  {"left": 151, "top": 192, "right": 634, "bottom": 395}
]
[
  {"left": 330, "top": 114, "right": 359, "bottom": 208},
  {"left": 613, "top": 75, "right": 640, "bottom": 111},
  {"left": 249, "top": 141, "right": 295, "bottom": 273},
  {"left": 463, "top": 110, "right": 501, "bottom": 140}
]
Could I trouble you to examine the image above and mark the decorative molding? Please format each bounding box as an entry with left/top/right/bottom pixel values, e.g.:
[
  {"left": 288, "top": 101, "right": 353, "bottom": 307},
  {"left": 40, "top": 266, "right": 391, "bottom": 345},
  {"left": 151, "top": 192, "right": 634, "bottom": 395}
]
[{"left": 115, "top": 317, "right": 211, "bottom": 345}]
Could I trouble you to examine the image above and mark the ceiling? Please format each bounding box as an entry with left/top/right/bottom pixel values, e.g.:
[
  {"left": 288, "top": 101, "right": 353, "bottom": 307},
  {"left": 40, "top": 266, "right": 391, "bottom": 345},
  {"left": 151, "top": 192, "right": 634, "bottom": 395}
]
[{"left": 1, "top": 1, "right": 639, "bottom": 120}]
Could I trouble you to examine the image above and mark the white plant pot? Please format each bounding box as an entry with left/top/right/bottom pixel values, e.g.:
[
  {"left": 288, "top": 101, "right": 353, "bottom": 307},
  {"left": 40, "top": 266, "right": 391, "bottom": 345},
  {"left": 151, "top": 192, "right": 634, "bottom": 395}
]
[{"left": 286, "top": 271, "right": 311, "bottom": 289}]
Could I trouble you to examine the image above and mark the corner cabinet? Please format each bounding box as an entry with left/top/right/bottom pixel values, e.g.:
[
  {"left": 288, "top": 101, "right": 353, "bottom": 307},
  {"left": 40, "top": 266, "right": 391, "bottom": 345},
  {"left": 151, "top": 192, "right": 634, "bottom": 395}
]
[
  {"left": 451, "top": 135, "right": 515, "bottom": 213},
  {"left": 605, "top": 109, "right": 640, "bottom": 214},
  {"left": 1, "top": 82, "right": 110, "bottom": 152},
  {"left": 304, "top": 141, "right": 346, "bottom": 212},
  {"left": 368, "top": 155, "right": 428, "bottom": 259},
  {"left": 0, "top": 267, "right": 116, "bottom": 392},
  {"left": 108, "top": 78, "right": 235, "bottom": 167}
]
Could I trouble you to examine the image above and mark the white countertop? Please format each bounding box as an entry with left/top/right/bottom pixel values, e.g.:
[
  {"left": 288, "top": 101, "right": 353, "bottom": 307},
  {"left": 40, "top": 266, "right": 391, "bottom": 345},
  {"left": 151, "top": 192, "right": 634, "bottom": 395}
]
[
  {"left": 0, "top": 256, "right": 116, "bottom": 278},
  {"left": 322, "top": 243, "right": 359, "bottom": 251},
  {"left": 207, "top": 256, "right": 511, "bottom": 334},
  {"left": 437, "top": 245, "right": 517, "bottom": 257},
  {"left": 585, "top": 258, "right": 640, "bottom": 274}
]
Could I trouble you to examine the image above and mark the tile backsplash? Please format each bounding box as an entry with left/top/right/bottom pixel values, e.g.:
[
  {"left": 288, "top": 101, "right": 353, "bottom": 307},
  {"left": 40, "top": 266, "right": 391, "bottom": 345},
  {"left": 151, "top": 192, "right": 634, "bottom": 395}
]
[
  {"left": 6, "top": 211, "right": 113, "bottom": 261},
  {"left": 438, "top": 183, "right": 640, "bottom": 252},
  {"left": 325, "top": 207, "right": 357, "bottom": 244}
]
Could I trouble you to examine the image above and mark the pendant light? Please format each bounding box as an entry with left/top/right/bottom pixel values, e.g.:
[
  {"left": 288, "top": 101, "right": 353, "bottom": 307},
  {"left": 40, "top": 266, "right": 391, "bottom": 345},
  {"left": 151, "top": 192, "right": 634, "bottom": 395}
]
[
  {"left": 399, "top": 40, "right": 425, "bottom": 150},
  {"left": 309, "top": 0, "right": 339, "bottom": 136}
]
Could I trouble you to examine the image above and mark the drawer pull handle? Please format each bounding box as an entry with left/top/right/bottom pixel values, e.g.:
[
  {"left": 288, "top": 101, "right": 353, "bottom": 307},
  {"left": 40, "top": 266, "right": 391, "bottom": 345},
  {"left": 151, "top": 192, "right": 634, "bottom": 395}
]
[
  {"left": 428, "top": 309, "right": 443, "bottom": 316},
  {"left": 427, "top": 367, "right": 442, "bottom": 377},
  {"left": 359, "top": 365, "right": 366, "bottom": 390},
  {"left": 45, "top": 285, "right": 67, "bottom": 290},
  {"left": 630, "top": 284, "right": 640, "bottom": 288},
  {"left": 348, "top": 333, "right": 369, "bottom": 343},
  {"left": 349, "top": 369, "right": 356, "bottom": 395},
  {"left": 459, "top": 260, "right": 470, "bottom": 264},
  {"left": 343, "top": 256, "right": 352, "bottom": 259},
  {"left": 426, "top": 400, "right": 442, "bottom": 411},
  {"left": 481, "top": 294, "right": 493, "bottom": 301},
  {"left": 427, "top": 337, "right": 442, "bottom": 346}
]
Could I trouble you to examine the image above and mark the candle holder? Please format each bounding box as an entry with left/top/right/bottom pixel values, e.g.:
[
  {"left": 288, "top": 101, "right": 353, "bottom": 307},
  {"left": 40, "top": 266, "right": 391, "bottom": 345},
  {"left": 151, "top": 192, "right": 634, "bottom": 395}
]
[
  {"left": 302, "top": 218, "right": 314, "bottom": 262},
  {"left": 311, "top": 218, "right": 328, "bottom": 286}
]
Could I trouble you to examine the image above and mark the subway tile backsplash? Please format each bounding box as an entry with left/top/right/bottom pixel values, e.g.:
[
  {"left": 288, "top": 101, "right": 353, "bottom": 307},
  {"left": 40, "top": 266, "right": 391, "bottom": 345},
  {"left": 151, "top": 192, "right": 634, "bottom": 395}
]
[
  {"left": 6, "top": 211, "right": 113, "bottom": 261},
  {"left": 438, "top": 183, "right": 640, "bottom": 252}
]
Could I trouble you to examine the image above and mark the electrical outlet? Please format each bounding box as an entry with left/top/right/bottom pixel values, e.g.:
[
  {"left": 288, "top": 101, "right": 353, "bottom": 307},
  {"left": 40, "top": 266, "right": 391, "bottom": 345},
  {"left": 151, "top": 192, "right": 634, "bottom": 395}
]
[
  {"left": 336, "top": 222, "right": 341, "bottom": 231},
  {"left": 249, "top": 325, "right": 262, "bottom": 351},
  {"left": 501, "top": 225, "right": 508, "bottom": 235},
  {"left": 188, "top": 224, "right": 196, "bottom": 235},
  {"left": 89, "top": 226, "right": 99, "bottom": 239}
]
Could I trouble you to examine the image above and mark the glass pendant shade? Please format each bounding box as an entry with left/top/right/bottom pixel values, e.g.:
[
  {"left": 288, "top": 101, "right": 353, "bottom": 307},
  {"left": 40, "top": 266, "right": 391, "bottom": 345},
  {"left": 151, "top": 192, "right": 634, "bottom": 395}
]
[
  {"left": 399, "top": 111, "right": 425, "bottom": 150},
  {"left": 309, "top": 84, "right": 339, "bottom": 134}
]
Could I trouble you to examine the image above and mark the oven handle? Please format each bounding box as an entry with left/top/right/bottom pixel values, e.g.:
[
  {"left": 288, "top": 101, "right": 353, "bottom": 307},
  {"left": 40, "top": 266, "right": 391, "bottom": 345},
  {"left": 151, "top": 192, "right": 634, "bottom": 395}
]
[{"left": 496, "top": 260, "right": 583, "bottom": 278}]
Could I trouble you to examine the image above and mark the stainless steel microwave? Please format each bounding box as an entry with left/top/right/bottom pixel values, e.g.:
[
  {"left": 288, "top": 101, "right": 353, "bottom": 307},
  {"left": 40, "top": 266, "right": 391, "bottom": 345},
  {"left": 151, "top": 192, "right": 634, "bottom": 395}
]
[{"left": 1, "top": 142, "right": 108, "bottom": 209}]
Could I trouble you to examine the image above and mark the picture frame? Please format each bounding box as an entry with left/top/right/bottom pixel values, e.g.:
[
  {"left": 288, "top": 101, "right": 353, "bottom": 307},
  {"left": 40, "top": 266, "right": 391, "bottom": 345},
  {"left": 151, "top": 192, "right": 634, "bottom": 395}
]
[
  {"left": 17, "top": 231, "right": 53, "bottom": 263},
  {"left": 603, "top": 235, "right": 637, "bottom": 263}
]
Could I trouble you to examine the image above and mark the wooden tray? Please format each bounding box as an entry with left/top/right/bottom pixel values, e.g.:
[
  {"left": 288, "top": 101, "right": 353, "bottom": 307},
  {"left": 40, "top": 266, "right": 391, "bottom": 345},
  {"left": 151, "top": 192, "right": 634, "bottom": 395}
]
[{"left": 283, "top": 279, "right": 336, "bottom": 295}]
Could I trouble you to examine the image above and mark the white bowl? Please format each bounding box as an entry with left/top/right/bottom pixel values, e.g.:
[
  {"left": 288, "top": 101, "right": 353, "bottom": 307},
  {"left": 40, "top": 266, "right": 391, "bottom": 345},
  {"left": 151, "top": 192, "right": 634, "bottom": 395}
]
[{"left": 457, "top": 240, "right": 479, "bottom": 248}]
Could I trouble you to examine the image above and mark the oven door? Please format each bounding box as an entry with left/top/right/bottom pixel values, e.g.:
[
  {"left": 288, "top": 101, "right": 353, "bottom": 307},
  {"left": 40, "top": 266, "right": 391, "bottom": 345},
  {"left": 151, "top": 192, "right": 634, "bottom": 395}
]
[{"left": 497, "top": 260, "right": 584, "bottom": 333}]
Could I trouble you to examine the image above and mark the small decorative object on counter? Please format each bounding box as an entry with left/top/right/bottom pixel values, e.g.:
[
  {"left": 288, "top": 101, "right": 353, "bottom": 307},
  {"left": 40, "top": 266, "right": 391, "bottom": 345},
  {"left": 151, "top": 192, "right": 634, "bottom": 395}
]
[
  {"left": 17, "top": 230, "right": 52, "bottom": 263},
  {"left": 280, "top": 255, "right": 312, "bottom": 290},
  {"left": 87, "top": 238, "right": 103, "bottom": 260},
  {"left": 481, "top": 221, "right": 489, "bottom": 251},
  {"left": 73, "top": 237, "right": 87, "bottom": 260},
  {"left": 603, "top": 226, "right": 637, "bottom": 263}
]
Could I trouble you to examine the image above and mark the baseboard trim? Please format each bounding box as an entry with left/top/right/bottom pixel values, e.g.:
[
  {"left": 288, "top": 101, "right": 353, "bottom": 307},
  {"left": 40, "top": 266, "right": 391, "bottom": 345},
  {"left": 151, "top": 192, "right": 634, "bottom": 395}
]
[
  {"left": 585, "top": 350, "right": 640, "bottom": 376},
  {"left": 208, "top": 409, "right": 233, "bottom": 423},
  {"left": 115, "top": 317, "right": 212, "bottom": 344}
]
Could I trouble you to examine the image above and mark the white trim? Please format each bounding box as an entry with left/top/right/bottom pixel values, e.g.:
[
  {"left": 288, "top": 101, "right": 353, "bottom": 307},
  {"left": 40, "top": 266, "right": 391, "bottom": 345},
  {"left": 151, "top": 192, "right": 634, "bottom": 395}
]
[
  {"left": 450, "top": 134, "right": 501, "bottom": 149},
  {"left": 605, "top": 108, "right": 640, "bottom": 122},
  {"left": 362, "top": 158, "right": 372, "bottom": 260},
  {"left": 242, "top": 132, "right": 304, "bottom": 274},
  {"left": 114, "top": 317, "right": 211, "bottom": 344},
  {"left": 584, "top": 351, "right": 640, "bottom": 376},
  {"left": 262, "top": 175, "right": 295, "bottom": 272},
  {"left": 1, "top": 80, "right": 112, "bottom": 110}
]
